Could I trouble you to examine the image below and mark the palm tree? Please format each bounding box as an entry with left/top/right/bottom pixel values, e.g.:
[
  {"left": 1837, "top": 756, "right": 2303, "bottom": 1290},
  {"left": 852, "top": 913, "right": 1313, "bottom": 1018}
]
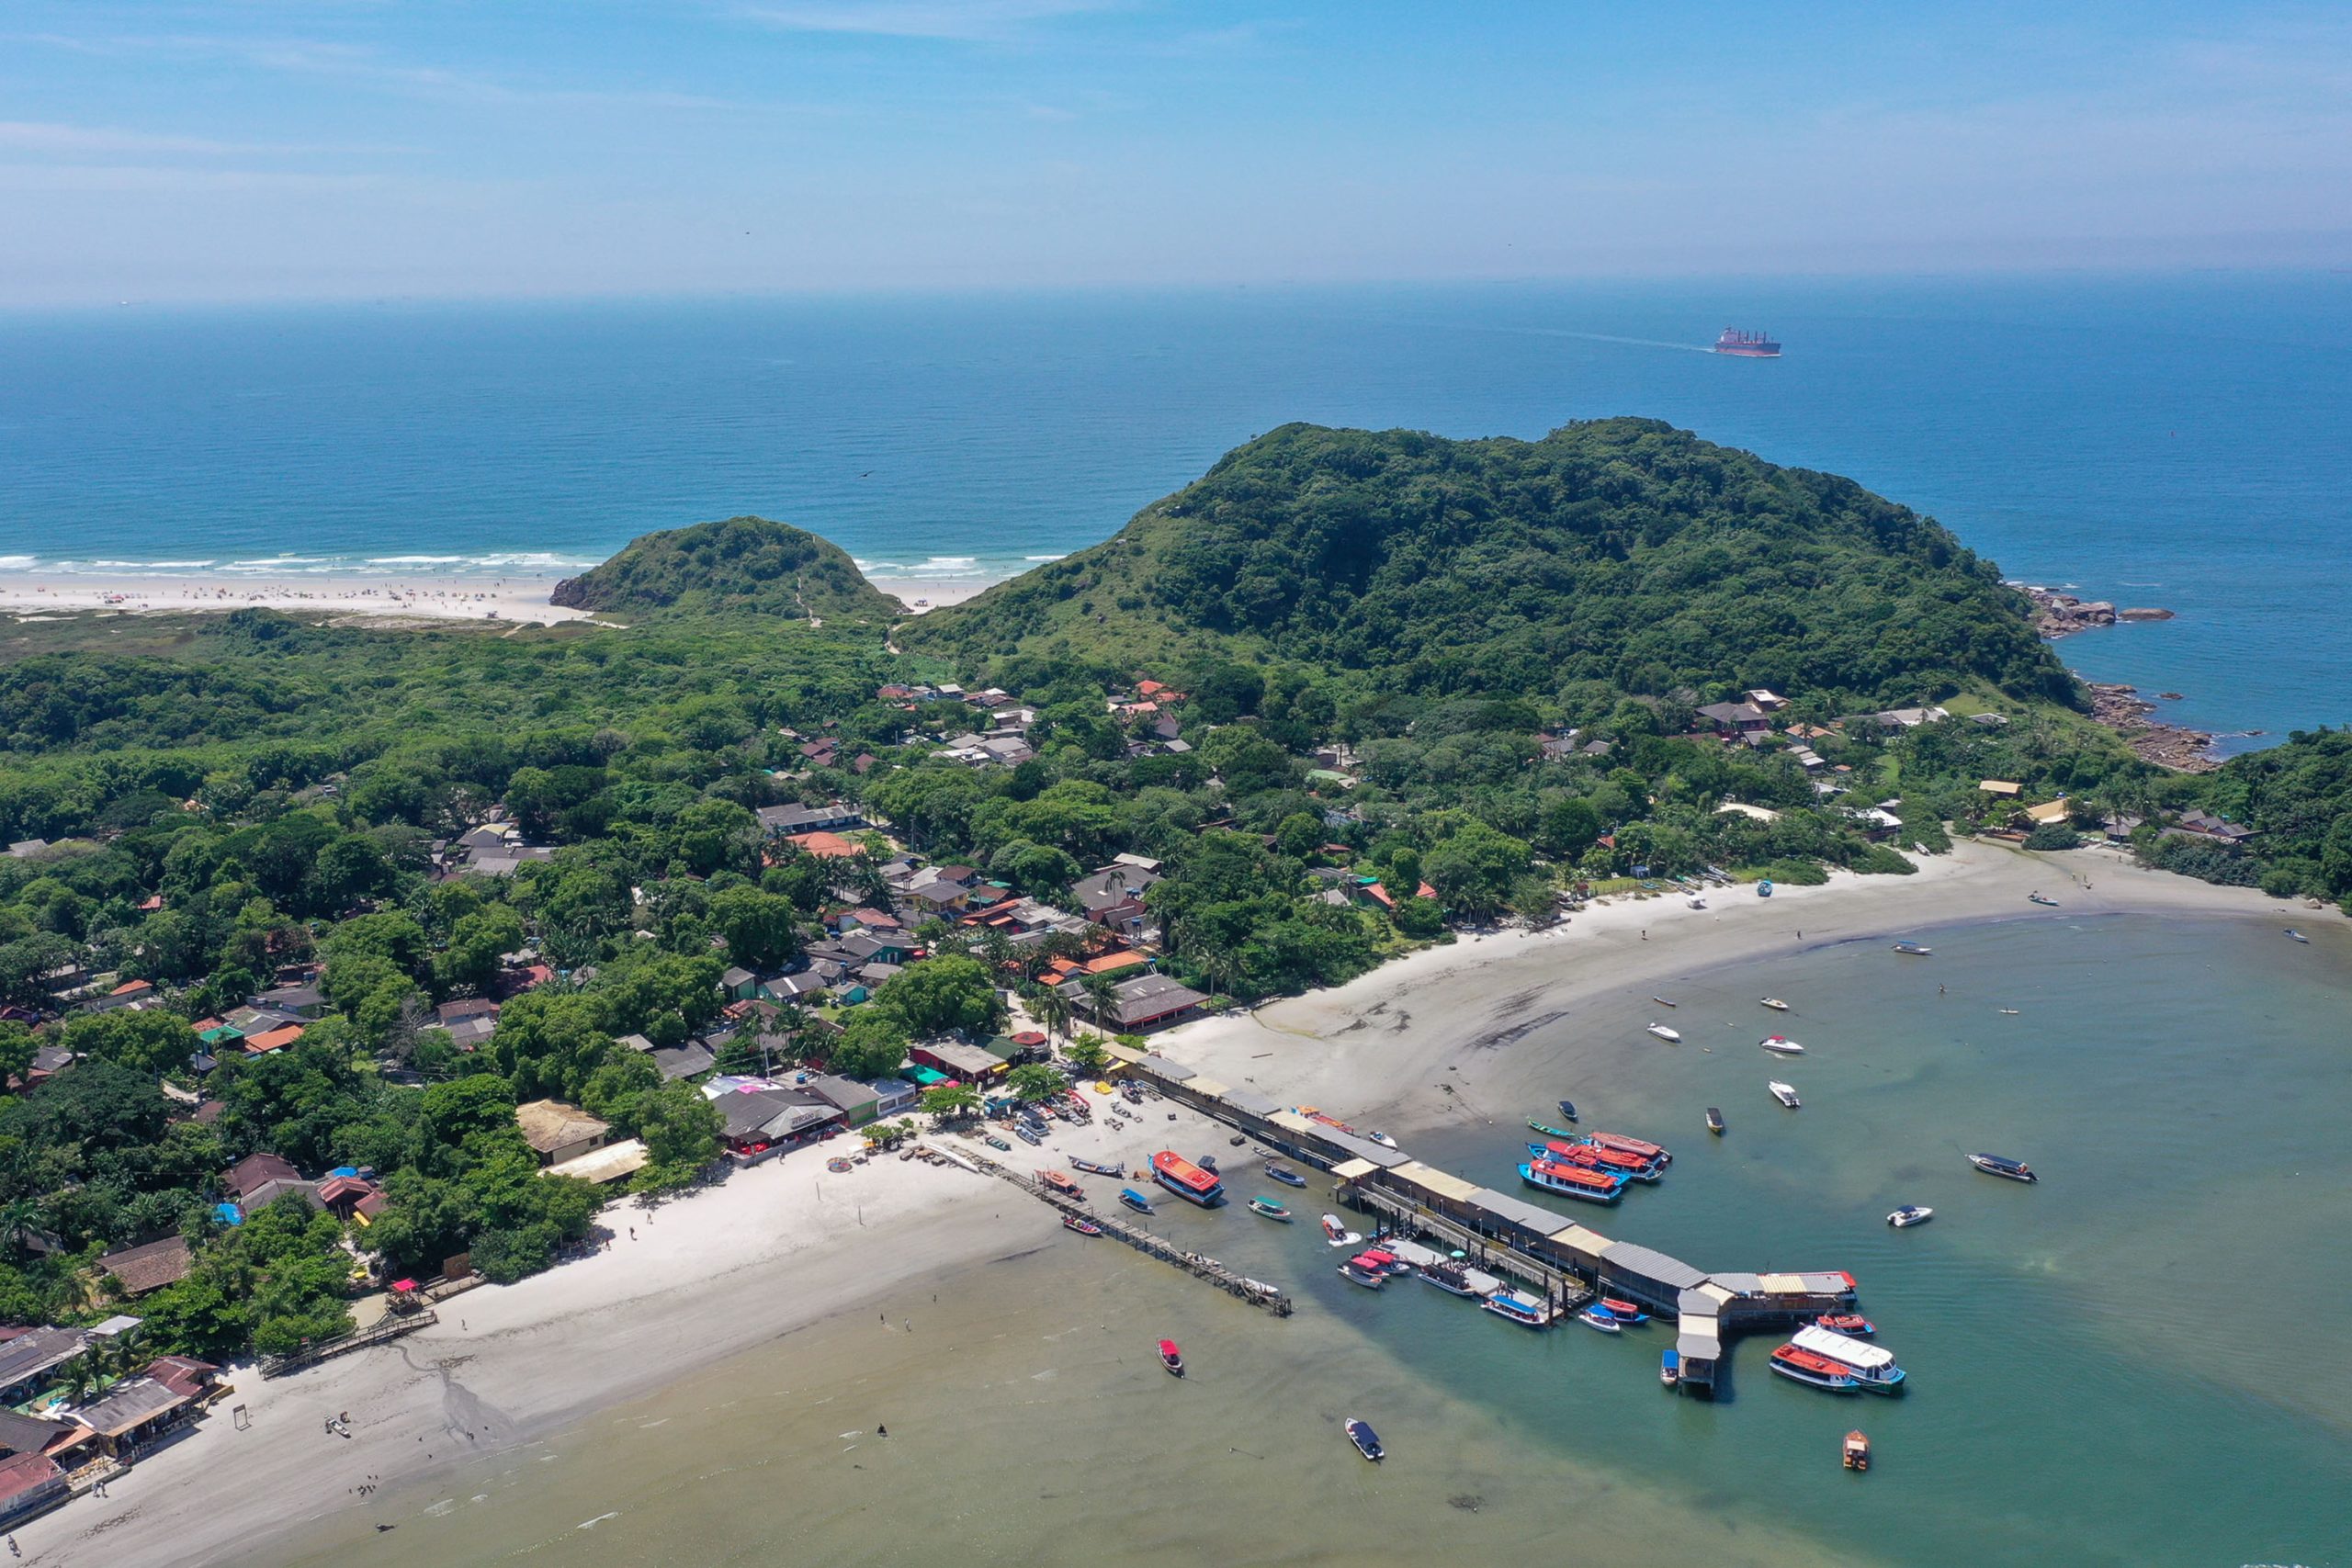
[
  {"left": 1080, "top": 972, "right": 1120, "bottom": 1035},
  {"left": 1027, "top": 981, "right": 1073, "bottom": 1044}
]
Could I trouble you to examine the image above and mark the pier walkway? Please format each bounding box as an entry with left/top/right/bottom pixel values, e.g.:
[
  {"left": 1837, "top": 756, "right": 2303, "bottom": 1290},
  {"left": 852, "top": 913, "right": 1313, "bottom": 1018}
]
[
  {"left": 951, "top": 1145, "right": 1294, "bottom": 1316},
  {"left": 258, "top": 1308, "right": 440, "bottom": 1379}
]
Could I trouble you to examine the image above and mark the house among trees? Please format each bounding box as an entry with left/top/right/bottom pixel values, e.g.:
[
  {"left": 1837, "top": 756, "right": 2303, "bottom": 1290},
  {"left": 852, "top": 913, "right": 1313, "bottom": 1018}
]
[
  {"left": 514, "top": 1100, "right": 612, "bottom": 1168},
  {"left": 1695, "top": 701, "right": 1772, "bottom": 739},
  {"left": 1073, "top": 973, "right": 1210, "bottom": 1032},
  {"left": 96, "top": 1235, "right": 195, "bottom": 1299},
  {"left": 756, "top": 801, "right": 865, "bottom": 836},
  {"left": 0, "top": 1327, "right": 90, "bottom": 1406}
]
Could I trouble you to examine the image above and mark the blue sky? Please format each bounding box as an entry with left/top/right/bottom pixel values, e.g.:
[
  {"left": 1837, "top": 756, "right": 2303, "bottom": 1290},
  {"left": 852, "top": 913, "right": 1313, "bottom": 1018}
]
[{"left": 4, "top": 1, "right": 2347, "bottom": 302}]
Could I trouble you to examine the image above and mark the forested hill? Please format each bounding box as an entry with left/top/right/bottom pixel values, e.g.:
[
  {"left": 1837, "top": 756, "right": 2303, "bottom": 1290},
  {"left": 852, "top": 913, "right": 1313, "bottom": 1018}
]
[
  {"left": 900, "top": 418, "right": 2079, "bottom": 711},
  {"left": 550, "top": 515, "right": 900, "bottom": 625}
]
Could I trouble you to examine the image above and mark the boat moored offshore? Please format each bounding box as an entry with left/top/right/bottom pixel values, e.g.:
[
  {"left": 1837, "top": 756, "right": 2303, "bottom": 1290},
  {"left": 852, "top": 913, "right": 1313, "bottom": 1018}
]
[
  {"left": 1345, "top": 1417, "right": 1385, "bottom": 1461},
  {"left": 1645, "top": 1022, "right": 1683, "bottom": 1043},
  {"left": 1587, "top": 1130, "right": 1673, "bottom": 1166},
  {"left": 1264, "top": 1162, "right": 1307, "bottom": 1188},
  {"left": 1714, "top": 327, "right": 1781, "bottom": 357},
  {"left": 1886, "top": 1204, "right": 1932, "bottom": 1227},
  {"left": 1249, "top": 1195, "right": 1293, "bottom": 1221},
  {"left": 1759, "top": 1036, "right": 1805, "bottom": 1055},
  {"left": 1967, "top": 1152, "right": 2038, "bottom": 1182},
  {"left": 1706, "top": 1107, "right": 1726, "bottom": 1135},
  {"left": 1760, "top": 998, "right": 1791, "bottom": 1011},
  {"left": 1770, "top": 1080, "right": 1802, "bottom": 1109},
  {"left": 1519, "top": 1158, "right": 1627, "bottom": 1204},
  {"left": 1892, "top": 941, "right": 1934, "bottom": 956}
]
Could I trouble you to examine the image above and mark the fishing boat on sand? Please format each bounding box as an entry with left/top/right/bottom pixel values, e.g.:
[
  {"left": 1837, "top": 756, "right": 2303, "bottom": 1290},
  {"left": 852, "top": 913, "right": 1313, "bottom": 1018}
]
[
  {"left": 1150, "top": 1150, "right": 1227, "bottom": 1208},
  {"left": 1264, "top": 1162, "right": 1307, "bottom": 1188},
  {"left": 1038, "top": 1170, "right": 1084, "bottom": 1197},
  {"left": 1158, "top": 1339, "right": 1184, "bottom": 1377},
  {"left": 1886, "top": 1204, "right": 1932, "bottom": 1227},
  {"left": 983, "top": 1135, "right": 1012, "bottom": 1151},
  {"left": 2028, "top": 892, "right": 2058, "bottom": 907},
  {"left": 1968, "top": 1152, "right": 2038, "bottom": 1182},
  {"left": 1555, "top": 1099, "right": 1578, "bottom": 1122},
  {"left": 1706, "top": 1107, "right": 1726, "bottom": 1135},
  {"left": 1070, "top": 1157, "right": 1123, "bottom": 1177},
  {"left": 1759, "top": 1036, "right": 1805, "bottom": 1055},
  {"left": 1770, "top": 1080, "right": 1802, "bottom": 1109},
  {"left": 1249, "top": 1196, "right": 1293, "bottom": 1221},
  {"left": 1118, "top": 1188, "right": 1154, "bottom": 1213},
  {"left": 2285, "top": 929, "right": 2310, "bottom": 943},
  {"left": 1061, "top": 1213, "right": 1102, "bottom": 1236},
  {"left": 1346, "top": 1418, "right": 1385, "bottom": 1461},
  {"left": 1760, "top": 998, "right": 1791, "bottom": 1011},
  {"left": 1645, "top": 1022, "right": 1682, "bottom": 1043}
]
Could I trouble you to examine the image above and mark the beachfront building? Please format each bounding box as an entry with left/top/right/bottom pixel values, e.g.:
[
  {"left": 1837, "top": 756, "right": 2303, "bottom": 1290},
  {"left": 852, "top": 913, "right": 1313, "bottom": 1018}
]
[
  {"left": 0, "top": 1451, "right": 69, "bottom": 1529},
  {"left": 910, "top": 1040, "right": 1006, "bottom": 1082},
  {"left": 709, "top": 1089, "right": 842, "bottom": 1162},
  {"left": 514, "top": 1100, "right": 612, "bottom": 1168},
  {"left": 1074, "top": 973, "right": 1210, "bottom": 1033},
  {"left": 58, "top": 1357, "right": 220, "bottom": 1462},
  {"left": 0, "top": 1327, "right": 89, "bottom": 1406}
]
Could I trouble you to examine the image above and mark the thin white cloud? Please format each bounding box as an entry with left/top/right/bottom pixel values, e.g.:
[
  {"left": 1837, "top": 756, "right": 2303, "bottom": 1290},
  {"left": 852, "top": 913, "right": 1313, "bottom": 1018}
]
[
  {"left": 734, "top": 0, "right": 1119, "bottom": 43},
  {"left": 0, "top": 119, "right": 406, "bottom": 158}
]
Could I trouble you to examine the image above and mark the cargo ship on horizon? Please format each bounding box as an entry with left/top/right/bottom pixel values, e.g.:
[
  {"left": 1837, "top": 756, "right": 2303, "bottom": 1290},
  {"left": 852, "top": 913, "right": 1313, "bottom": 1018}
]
[{"left": 1713, "top": 328, "right": 1781, "bottom": 358}]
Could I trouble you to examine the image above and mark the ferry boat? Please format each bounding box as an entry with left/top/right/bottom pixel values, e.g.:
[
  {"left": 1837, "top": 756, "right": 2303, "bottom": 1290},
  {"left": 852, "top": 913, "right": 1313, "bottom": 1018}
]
[
  {"left": 1061, "top": 1213, "right": 1102, "bottom": 1235},
  {"left": 1645, "top": 1022, "right": 1683, "bottom": 1043},
  {"left": 1760, "top": 998, "right": 1791, "bottom": 1011},
  {"left": 1322, "top": 1213, "right": 1363, "bottom": 1247},
  {"left": 1345, "top": 1417, "right": 1385, "bottom": 1461},
  {"left": 1038, "top": 1170, "right": 1084, "bottom": 1198},
  {"left": 1759, "top": 1036, "right": 1805, "bottom": 1055},
  {"left": 1886, "top": 1204, "right": 1932, "bottom": 1227},
  {"left": 1713, "top": 327, "right": 1781, "bottom": 357},
  {"left": 1151, "top": 1150, "right": 1227, "bottom": 1207},
  {"left": 1577, "top": 1305, "right": 1623, "bottom": 1333},
  {"left": 1519, "top": 1158, "right": 1627, "bottom": 1204},
  {"left": 1482, "top": 1292, "right": 1555, "bottom": 1328},
  {"left": 1530, "top": 1139, "right": 1663, "bottom": 1181},
  {"left": 1816, "top": 1314, "right": 1875, "bottom": 1336},
  {"left": 1418, "top": 1261, "right": 1483, "bottom": 1298},
  {"left": 1264, "top": 1162, "right": 1308, "bottom": 1188},
  {"left": 1157, "top": 1338, "right": 1184, "bottom": 1377},
  {"left": 1706, "top": 1107, "right": 1726, "bottom": 1135},
  {"left": 1339, "top": 1253, "right": 1389, "bottom": 1290},
  {"left": 1842, "top": 1429, "right": 1871, "bottom": 1471},
  {"left": 1118, "top": 1188, "right": 1154, "bottom": 1213},
  {"left": 1968, "top": 1152, "right": 2037, "bottom": 1182},
  {"left": 1770, "top": 1344, "right": 1861, "bottom": 1392},
  {"left": 1249, "top": 1195, "right": 1293, "bottom": 1221},
  {"left": 1070, "top": 1157, "right": 1124, "bottom": 1177},
  {"left": 1587, "top": 1131, "right": 1674, "bottom": 1166},
  {"left": 1770, "top": 1080, "right": 1802, "bottom": 1109},
  {"left": 1892, "top": 942, "right": 1933, "bottom": 956},
  {"left": 1792, "top": 1324, "right": 1905, "bottom": 1393}
]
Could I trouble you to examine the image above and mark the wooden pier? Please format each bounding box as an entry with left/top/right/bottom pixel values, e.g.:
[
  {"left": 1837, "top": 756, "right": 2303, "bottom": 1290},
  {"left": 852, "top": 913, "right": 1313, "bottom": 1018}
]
[
  {"left": 259, "top": 1308, "right": 439, "bottom": 1379},
  {"left": 1348, "top": 1185, "right": 1592, "bottom": 1314},
  {"left": 952, "top": 1146, "right": 1294, "bottom": 1316}
]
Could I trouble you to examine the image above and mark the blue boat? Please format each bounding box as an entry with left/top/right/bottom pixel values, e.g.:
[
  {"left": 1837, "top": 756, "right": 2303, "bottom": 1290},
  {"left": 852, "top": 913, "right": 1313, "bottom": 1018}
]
[
  {"left": 1264, "top": 1162, "right": 1308, "bottom": 1188},
  {"left": 1517, "top": 1160, "right": 1626, "bottom": 1204},
  {"left": 1118, "top": 1188, "right": 1154, "bottom": 1214},
  {"left": 1556, "top": 1099, "right": 1578, "bottom": 1122},
  {"left": 1660, "top": 1348, "right": 1680, "bottom": 1387}
]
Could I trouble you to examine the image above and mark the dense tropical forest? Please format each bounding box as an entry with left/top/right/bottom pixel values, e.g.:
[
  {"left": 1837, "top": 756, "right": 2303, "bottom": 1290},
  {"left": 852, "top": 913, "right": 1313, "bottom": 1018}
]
[{"left": 0, "top": 419, "right": 2342, "bottom": 1380}]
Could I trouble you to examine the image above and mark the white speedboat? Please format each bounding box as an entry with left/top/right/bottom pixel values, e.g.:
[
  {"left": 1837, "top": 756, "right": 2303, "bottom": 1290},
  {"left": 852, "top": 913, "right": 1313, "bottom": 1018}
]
[
  {"left": 1366, "top": 1131, "right": 1399, "bottom": 1149},
  {"left": 1770, "top": 1080, "right": 1802, "bottom": 1109},
  {"left": 1759, "top": 998, "right": 1791, "bottom": 1011},
  {"left": 1645, "top": 1023, "right": 1682, "bottom": 1043},
  {"left": 1759, "top": 1036, "right": 1805, "bottom": 1055},
  {"left": 1887, "top": 1204, "right": 1933, "bottom": 1227}
]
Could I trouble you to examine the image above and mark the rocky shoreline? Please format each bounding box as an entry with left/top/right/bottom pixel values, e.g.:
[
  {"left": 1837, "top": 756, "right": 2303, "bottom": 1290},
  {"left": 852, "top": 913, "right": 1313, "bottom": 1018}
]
[
  {"left": 2086, "top": 682, "right": 2222, "bottom": 772},
  {"left": 2012, "top": 582, "right": 2177, "bottom": 638}
]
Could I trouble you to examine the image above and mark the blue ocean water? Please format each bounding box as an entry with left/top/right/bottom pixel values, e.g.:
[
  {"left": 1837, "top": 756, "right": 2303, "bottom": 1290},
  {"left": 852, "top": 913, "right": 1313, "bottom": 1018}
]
[{"left": 2, "top": 274, "right": 2346, "bottom": 745}]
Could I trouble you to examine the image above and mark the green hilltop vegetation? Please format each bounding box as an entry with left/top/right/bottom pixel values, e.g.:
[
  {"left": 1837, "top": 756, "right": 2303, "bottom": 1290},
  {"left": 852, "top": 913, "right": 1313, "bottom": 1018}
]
[
  {"left": 550, "top": 514, "right": 900, "bottom": 625},
  {"left": 900, "top": 417, "right": 2078, "bottom": 714},
  {"left": 0, "top": 417, "right": 2343, "bottom": 1376}
]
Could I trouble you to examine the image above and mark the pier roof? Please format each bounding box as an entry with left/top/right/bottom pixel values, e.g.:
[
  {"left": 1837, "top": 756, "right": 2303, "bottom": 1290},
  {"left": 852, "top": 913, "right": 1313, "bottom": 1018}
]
[
  {"left": 1464, "top": 1187, "right": 1578, "bottom": 1237},
  {"left": 1546, "top": 1222, "right": 1614, "bottom": 1258},
  {"left": 1267, "top": 1111, "right": 1407, "bottom": 1168},
  {"left": 1600, "top": 1242, "right": 1710, "bottom": 1292},
  {"left": 1218, "top": 1087, "right": 1282, "bottom": 1118},
  {"left": 1386, "top": 1160, "right": 1478, "bottom": 1202},
  {"left": 1329, "top": 1157, "right": 1379, "bottom": 1180}
]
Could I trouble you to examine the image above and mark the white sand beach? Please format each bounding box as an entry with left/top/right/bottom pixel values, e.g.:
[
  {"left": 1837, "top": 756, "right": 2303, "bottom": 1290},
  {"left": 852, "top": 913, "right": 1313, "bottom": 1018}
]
[
  {"left": 865, "top": 573, "right": 995, "bottom": 613},
  {"left": 24, "top": 839, "right": 2330, "bottom": 1568},
  {"left": 0, "top": 574, "right": 595, "bottom": 626}
]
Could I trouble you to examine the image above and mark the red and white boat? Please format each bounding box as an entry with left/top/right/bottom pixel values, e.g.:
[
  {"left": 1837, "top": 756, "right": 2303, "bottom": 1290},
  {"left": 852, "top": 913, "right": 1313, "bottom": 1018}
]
[{"left": 1770, "top": 1344, "right": 1861, "bottom": 1393}]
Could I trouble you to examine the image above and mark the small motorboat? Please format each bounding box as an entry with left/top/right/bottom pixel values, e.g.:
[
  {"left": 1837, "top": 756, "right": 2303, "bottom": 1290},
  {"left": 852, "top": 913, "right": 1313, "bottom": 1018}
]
[
  {"left": 1360, "top": 1248, "right": 1414, "bottom": 1278},
  {"left": 2284, "top": 929, "right": 2310, "bottom": 943},
  {"left": 1345, "top": 1417, "right": 1384, "bottom": 1461},
  {"left": 1770, "top": 1344, "right": 1860, "bottom": 1393},
  {"left": 1816, "top": 1314, "right": 1875, "bottom": 1336},
  {"left": 1843, "top": 1429, "right": 1871, "bottom": 1472},
  {"left": 1482, "top": 1292, "right": 1554, "bottom": 1328},
  {"left": 1039, "top": 1170, "right": 1084, "bottom": 1197},
  {"left": 1339, "top": 1254, "right": 1388, "bottom": 1290},
  {"left": 1119, "top": 1188, "right": 1155, "bottom": 1213},
  {"left": 1249, "top": 1196, "right": 1294, "bottom": 1221},
  {"left": 1705, "top": 1106, "right": 1725, "bottom": 1135},
  {"left": 1577, "top": 1306, "right": 1623, "bottom": 1334},
  {"left": 983, "top": 1135, "right": 1012, "bottom": 1151},
  {"left": 1886, "top": 1204, "right": 1932, "bottom": 1228},
  {"left": 1061, "top": 1213, "right": 1102, "bottom": 1236},
  {"left": 1760, "top": 998, "right": 1791, "bottom": 1011},
  {"left": 1759, "top": 1035, "right": 1805, "bottom": 1055},
  {"left": 2028, "top": 892, "right": 2058, "bottom": 907},
  {"left": 1528, "top": 1119, "right": 1576, "bottom": 1140},
  {"left": 1770, "top": 1080, "right": 1802, "bottom": 1109},
  {"left": 1157, "top": 1338, "right": 1184, "bottom": 1377},
  {"left": 1660, "top": 1348, "right": 1680, "bottom": 1387},
  {"left": 1688, "top": 897, "right": 1706, "bottom": 910},
  {"left": 1366, "top": 1131, "right": 1399, "bottom": 1150},
  {"left": 1967, "top": 1152, "right": 2037, "bottom": 1182},
  {"left": 1070, "top": 1157, "right": 1123, "bottom": 1177},
  {"left": 1012, "top": 1124, "right": 1043, "bottom": 1145},
  {"left": 1651, "top": 996, "right": 1677, "bottom": 1008},
  {"left": 1997, "top": 1008, "right": 2021, "bottom": 1015},
  {"left": 1322, "top": 1214, "right": 1363, "bottom": 1247},
  {"left": 1555, "top": 1099, "right": 1578, "bottom": 1122},
  {"left": 1265, "top": 1163, "right": 1308, "bottom": 1188},
  {"left": 1892, "top": 942, "right": 1933, "bottom": 956},
  {"left": 1598, "top": 1297, "right": 1649, "bottom": 1325},
  {"left": 1645, "top": 1022, "right": 1682, "bottom": 1043},
  {"left": 1417, "top": 1261, "right": 1482, "bottom": 1298}
]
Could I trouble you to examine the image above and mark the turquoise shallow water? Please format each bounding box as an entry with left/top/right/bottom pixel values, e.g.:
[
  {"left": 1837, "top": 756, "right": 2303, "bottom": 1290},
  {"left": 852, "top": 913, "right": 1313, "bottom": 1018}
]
[
  {"left": 4, "top": 273, "right": 2350, "bottom": 746},
  {"left": 266, "top": 910, "right": 2352, "bottom": 1568}
]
